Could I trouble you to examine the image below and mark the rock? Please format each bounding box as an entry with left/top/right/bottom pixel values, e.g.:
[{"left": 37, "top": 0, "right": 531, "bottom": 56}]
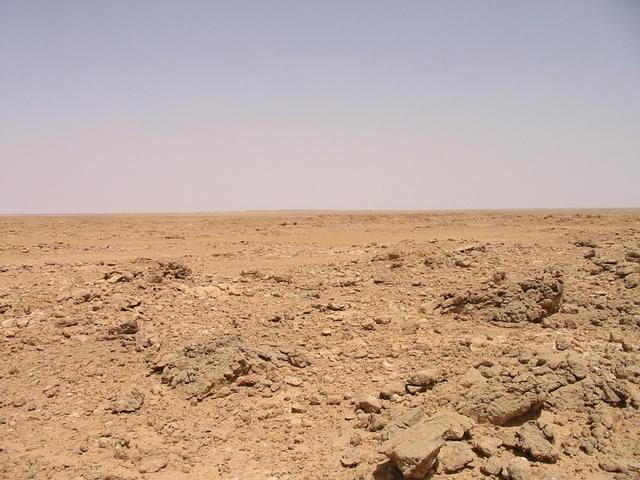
[
  {"left": 406, "top": 369, "right": 444, "bottom": 392},
  {"left": 599, "top": 459, "right": 628, "bottom": 473},
  {"left": 472, "top": 435, "right": 502, "bottom": 457},
  {"left": 383, "top": 430, "right": 441, "bottom": 478},
  {"left": 481, "top": 456, "right": 504, "bottom": 476},
  {"left": 340, "top": 453, "right": 360, "bottom": 468},
  {"left": 350, "top": 432, "right": 363, "bottom": 446},
  {"left": 626, "top": 250, "right": 640, "bottom": 262},
  {"left": 492, "top": 271, "right": 507, "bottom": 283},
  {"left": 360, "top": 413, "right": 387, "bottom": 432},
  {"left": 97, "top": 437, "right": 111, "bottom": 449},
  {"left": 609, "top": 331, "right": 624, "bottom": 343},
  {"left": 355, "top": 394, "right": 382, "bottom": 414},
  {"left": 117, "top": 318, "right": 139, "bottom": 335},
  {"left": 374, "top": 315, "right": 392, "bottom": 325},
  {"left": 616, "top": 263, "right": 639, "bottom": 278},
  {"left": 15, "top": 317, "right": 30, "bottom": 328},
  {"left": 291, "top": 403, "right": 306, "bottom": 413},
  {"left": 505, "top": 457, "right": 531, "bottom": 480},
  {"left": 422, "top": 297, "right": 444, "bottom": 312},
  {"left": 383, "top": 410, "right": 473, "bottom": 479},
  {"left": 1, "top": 318, "right": 15, "bottom": 329},
  {"left": 113, "top": 443, "right": 128, "bottom": 460},
  {"left": 110, "top": 390, "right": 144, "bottom": 413},
  {"left": 380, "top": 381, "right": 405, "bottom": 399},
  {"left": 622, "top": 341, "right": 635, "bottom": 353},
  {"left": 560, "top": 303, "right": 579, "bottom": 314},
  {"left": 625, "top": 273, "right": 640, "bottom": 289},
  {"left": 459, "top": 368, "right": 486, "bottom": 388},
  {"left": 457, "top": 384, "right": 546, "bottom": 426},
  {"left": 555, "top": 337, "right": 571, "bottom": 351},
  {"left": 152, "top": 352, "right": 178, "bottom": 370},
  {"left": 515, "top": 423, "right": 559, "bottom": 463},
  {"left": 455, "top": 258, "right": 472, "bottom": 268},
  {"left": 151, "top": 260, "right": 191, "bottom": 281},
  {"left": 139, "top": 457, "right": 167, "bottom": 473},
  {"left": 440, "top": 271, "right": 564, "bottom": 324},
  {"left": 55, "top": 317, "right": 78, "bottom": 327},
  {"left": 286, "top": 350, "right": 311, "bottom": 368},
  {"left": 436, "top": 442, "right": 474, "bottom": 473},
  {"left": 575, "top": 237, "right": 598, "bottom": 248},
  {"left": 284, "top": 376, "right": 303, "bottom": 387},
  {"left": 152, "top": 337, "right": 253, "bottom": 400},
  {"left": 236, "top": 374, "right": 260, "bottom": 386},
  {"left": 566, "top": 353, "right": 588, "bottom": 380}
]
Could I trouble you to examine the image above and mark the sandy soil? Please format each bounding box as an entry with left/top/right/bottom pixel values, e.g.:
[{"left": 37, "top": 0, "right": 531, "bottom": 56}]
[{"left": 1, "top": 211, "right": 639, "bottom": 480}]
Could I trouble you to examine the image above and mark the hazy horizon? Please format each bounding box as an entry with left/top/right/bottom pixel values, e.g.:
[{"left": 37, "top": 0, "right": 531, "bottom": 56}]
[{"left": 2, "top": 1, "right": 639, "bottom": 214}]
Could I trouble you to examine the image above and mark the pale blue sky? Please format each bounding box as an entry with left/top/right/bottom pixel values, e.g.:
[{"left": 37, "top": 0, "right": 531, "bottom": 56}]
[{"left": 1, "top": 1, "right": 639, "bottom": 213}]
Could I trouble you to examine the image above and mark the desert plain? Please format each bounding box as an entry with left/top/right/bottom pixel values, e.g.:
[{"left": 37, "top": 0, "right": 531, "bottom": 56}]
[{"left": 0, "top": 210, "right": 639, "bottom": 480}]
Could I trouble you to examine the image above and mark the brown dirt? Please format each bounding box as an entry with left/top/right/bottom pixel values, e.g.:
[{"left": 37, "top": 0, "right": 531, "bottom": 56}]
[{"left": 0, "top": 210, "right": 639, "bottom": 480}]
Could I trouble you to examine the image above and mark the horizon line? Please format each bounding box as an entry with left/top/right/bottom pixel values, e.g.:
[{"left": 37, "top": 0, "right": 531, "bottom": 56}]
[{"left": 1, "top": 206, "right": 639, "bottom": 218}]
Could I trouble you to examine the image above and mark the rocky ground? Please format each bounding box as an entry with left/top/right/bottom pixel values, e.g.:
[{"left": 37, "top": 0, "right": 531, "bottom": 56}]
[{"left": 0, "top": 211, "right": 639, "bottom": 480}]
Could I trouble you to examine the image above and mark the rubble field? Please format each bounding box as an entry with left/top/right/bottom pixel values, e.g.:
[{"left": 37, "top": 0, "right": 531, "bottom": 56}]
[{"left": 0, "top": 210, "right": 639, "bottom": 480}]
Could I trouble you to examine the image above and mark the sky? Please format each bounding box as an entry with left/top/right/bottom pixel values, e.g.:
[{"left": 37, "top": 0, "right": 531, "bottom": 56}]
[{"left": 1, "top": 1, "right": 639, "bottom": 213}]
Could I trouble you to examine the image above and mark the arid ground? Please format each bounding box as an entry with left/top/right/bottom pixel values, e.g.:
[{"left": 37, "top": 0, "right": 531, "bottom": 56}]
[{"left": 1, "top": 211, "right": 639, "bottom": 480}]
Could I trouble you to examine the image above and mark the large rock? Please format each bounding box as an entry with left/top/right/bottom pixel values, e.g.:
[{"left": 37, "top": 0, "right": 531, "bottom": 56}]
[
  {"left": 515, "top": 423, "right": 559, "bottom": 463},
  {"left": 436, "top": 442, "right": 475, "bottom": 473},
  {"left": 457, "top": 385, "right": 546, "bottom": 426},
  {"left": 383, "top": 410, "right": 473, "bottom": 479}
]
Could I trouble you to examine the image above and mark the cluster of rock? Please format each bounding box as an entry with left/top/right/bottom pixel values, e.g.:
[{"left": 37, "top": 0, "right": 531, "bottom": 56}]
[
  {"left": 584, "top": 245, "right": 640, "bottom": 289},
  {"left": 103, "top": 258, "right": 192, "bottom": 285},
  {"left": 456, "top": 349, "right": 589, "bottom": 425},
  {"left": 425, "top": 270, "right": 564, "bottom": 324},
  {"left": 378, "top": 405, "right": 567, "bottom": 479},
  {"left": 358, "top": 338, "right": 640, "bottom": 479},
  {"left": 149, "top": 336, "right": 255, "bottom": 401},
  {"left": 148, "top": 336, "right": 315, "bottom": 403}
]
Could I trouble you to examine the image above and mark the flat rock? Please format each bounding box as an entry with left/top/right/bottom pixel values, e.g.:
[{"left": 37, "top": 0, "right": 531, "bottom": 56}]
[
  {"left": 139, "top": 457, "right": 167, "bottom": 473},
  {"left": 457, "top": 385, "right": 546, "bottom": 426}
]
